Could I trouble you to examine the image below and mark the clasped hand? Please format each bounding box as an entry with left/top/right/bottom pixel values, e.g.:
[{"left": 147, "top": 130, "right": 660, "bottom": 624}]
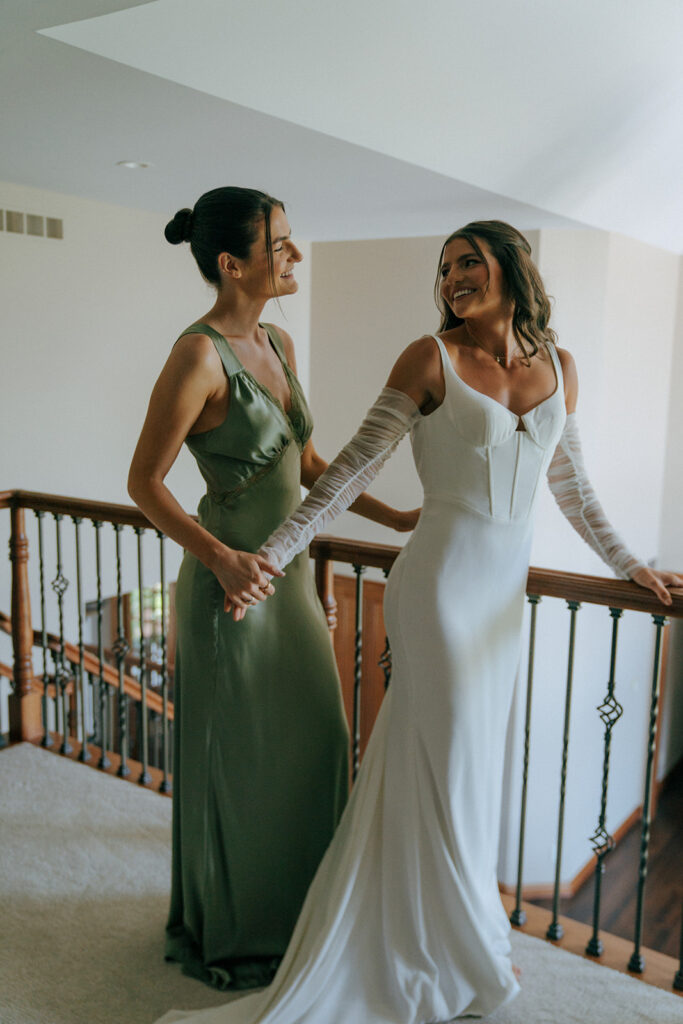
[{"left": 211, "top": 546, "right": 283, "bottom": 622}]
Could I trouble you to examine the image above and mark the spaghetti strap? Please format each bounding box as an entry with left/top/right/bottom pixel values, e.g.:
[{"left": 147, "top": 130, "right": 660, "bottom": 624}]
[
  {"left": 262, "top": 323, "right": 289, "bottom": 367},
  {"left": 544, "top": 339, "right": 564, "bottom": 388}
]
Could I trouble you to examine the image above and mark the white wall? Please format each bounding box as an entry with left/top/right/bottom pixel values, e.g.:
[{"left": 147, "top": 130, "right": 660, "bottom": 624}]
[{"left": 309, "top": 234, "right": 451, "bottom": 548}]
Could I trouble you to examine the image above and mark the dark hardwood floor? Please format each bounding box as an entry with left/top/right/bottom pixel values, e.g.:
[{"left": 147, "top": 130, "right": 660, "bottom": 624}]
[{"left": 530, "top": 761, "right": 683, "bottom": 959}]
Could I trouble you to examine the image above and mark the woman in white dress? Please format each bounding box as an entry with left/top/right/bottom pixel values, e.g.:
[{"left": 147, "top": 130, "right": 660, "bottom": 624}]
[{"left": 155, "top": 221, "right": 681, "bottom": 1024}]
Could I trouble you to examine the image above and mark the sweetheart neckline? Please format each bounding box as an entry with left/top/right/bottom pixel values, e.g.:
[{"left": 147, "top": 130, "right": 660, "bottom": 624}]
[{"left": 432, "top": 334, "right": 562, "bottom": 422}]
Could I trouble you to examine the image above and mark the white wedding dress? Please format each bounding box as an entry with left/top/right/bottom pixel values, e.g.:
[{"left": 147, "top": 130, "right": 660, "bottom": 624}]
[{"left": 155, "top": 337, "right": 637, "bottom": 1024}]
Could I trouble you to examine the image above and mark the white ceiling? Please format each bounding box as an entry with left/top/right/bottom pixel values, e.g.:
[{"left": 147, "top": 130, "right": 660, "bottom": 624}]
[{"left": 2, "top": 0, "right": 681, "bottom": 248}]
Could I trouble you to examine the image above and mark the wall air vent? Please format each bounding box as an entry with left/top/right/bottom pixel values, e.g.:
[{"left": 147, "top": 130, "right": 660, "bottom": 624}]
[
  {"left": 46, "top": 217, "right": 63, "bottom": 239},
  {"left": 27, "top": 214, "right": 44, "bottom": 237},
  {"left": 5, "top": 210, "right": 24, "bottom": 233},
  {"left": 0, "top": 208, "right": 63, "bottom": 239}
]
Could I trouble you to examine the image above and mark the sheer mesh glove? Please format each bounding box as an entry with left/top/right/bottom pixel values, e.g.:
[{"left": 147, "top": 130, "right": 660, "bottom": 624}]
[
  {"left": 259, "top": 387, "right": 421, "bottom": 571},
  {"left": 546, "top": 413, "right": 645, "bottom": 579}
]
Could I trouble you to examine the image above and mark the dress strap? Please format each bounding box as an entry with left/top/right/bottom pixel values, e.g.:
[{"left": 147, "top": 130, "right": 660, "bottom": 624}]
[
  {"left": 178, "top": 323, "right": 243, "bottom": 378},
  {"left": 543, "top": 339, "right": 564, "bottom": 390},
  {"left": 262, "top": 323, "right": 289, "bottom": 367},
  {"left": 429, "top": 334, "right": 452, "bottom": 375}
]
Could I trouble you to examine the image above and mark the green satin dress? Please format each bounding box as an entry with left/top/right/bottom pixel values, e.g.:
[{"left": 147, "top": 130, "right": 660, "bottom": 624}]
[{"left": 165, "top": 323, "right": 349, "bottom": 990}]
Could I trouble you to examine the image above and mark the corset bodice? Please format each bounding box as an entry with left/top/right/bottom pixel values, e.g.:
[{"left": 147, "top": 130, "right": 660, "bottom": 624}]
[{"left": 411, "top": 336, "right": 566, "bottom": 522}]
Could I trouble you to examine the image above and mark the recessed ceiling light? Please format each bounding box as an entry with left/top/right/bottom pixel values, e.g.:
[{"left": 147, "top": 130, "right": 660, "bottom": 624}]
[{"left": 116, "top": 160, "right": 151, "bottom": 169}]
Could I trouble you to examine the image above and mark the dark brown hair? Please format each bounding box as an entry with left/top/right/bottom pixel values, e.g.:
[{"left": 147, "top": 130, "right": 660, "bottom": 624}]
[
  {"left": 165, "top": 186, "right": 285, "bottom": 293},
  {"left": 434, "top": 220, "right": 556, "bottom": 358}
]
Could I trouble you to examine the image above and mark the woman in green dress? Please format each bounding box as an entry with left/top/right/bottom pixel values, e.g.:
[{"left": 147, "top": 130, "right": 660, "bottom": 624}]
[{"left": 128, "top": 186, "right": 418, "bottom": 991}]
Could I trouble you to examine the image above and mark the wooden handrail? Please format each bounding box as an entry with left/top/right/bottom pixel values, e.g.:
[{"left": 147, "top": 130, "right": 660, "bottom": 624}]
[
  {"left": 0, "top": 612, "right": 173, "bottom": 720},
  {"left": 2, "top": 489, "right": 681, "bottom": 617},
  {"left": 0, "top": 489, "right": 164, "bottom": 530},
  {"left": 310, "top": 537, "right": 683, "bottom": 618}
]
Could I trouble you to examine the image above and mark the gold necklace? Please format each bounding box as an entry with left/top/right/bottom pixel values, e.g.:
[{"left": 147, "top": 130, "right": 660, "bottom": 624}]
[{"left": 469, "top": 335, "right": 508, "bottom": 366}]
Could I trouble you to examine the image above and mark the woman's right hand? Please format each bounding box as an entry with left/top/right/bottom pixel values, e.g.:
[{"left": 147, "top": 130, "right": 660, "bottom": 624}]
[{"left": 210, "top": 546, "right": 284, "bottom": 620}]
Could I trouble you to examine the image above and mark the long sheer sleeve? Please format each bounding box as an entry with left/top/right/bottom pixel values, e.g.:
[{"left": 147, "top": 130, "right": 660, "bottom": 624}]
[
  {"left": 546, "top": 413, "right": 645, "bottom": 579},
  {"left": 259, "top": 387, "right": 421, "bottom": 571}
]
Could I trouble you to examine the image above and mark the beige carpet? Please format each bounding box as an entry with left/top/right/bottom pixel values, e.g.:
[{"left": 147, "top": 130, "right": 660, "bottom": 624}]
[{"left": 1, "top": 743, "right": 681, "bottom": 1024}]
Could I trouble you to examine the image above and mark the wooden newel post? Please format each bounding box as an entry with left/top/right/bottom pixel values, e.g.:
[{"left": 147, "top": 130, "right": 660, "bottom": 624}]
[
  {"left": 314, "top": 551, "right": 338, "bottom": 634},
  {"left": 8, "top": 504, "right": 42, "bottom": 742}
]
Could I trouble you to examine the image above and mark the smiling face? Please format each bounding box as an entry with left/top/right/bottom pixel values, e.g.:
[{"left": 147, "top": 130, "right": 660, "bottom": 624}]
[
  {"left": 220, "top": 204, "right": 303, "bottom": 299},
  {"left": 439, "top": 235, "right": 511, "bottom": 322},
  {"left": 247, "top": 206, "right": 303, "bottom": 298}
]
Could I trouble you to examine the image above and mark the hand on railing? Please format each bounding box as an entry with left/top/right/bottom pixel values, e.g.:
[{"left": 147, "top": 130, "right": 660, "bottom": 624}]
[
  {"left": 629, "top": 566, "right": 683, "bottom": 607},
  {"left": 210, "top": 546, "right": 283, "bottom": 622}
]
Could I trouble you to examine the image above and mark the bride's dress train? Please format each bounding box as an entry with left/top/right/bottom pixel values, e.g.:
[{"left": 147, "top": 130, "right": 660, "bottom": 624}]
[{"left": 155, "top": 336, "right": 642, "bottom": 1024}]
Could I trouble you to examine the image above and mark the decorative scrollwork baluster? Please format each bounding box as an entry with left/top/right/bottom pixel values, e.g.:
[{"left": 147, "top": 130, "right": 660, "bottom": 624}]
[
  {"left": 35, "top": 511, "right": 52, "bottom": 748},
  {"left": 158, "top": 531, "right": 172, "bottom": 793},
  {"left": 51, "top": 514, "right": 72, "bottom": 754},
  {"left": 628, "top": 613, "right": 668, "bottom": 974},
  {"left": 72, "top": 516, "right": 90, "bottom": 762},
  {"left": 586, "top": 607, "right": 623, "bottom": 957},
  {"left": 510, "top": 594, "right": 541, "bottom": 928},
  {"left": 352, "top": 564, "right": 366, "bottom": 781},
  {"left": 547, "top": 599, "right": 581, "bottom": 941},
  {"left": 112, "top": 524, "right": 131, "bottom": 777},
  {"left": 93, "top": 521, "right": 110, "bottom": 770}
]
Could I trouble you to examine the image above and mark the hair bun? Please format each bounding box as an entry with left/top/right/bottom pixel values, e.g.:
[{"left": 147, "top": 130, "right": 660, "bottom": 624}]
[{"left": 164, "top": 207, "right": 194, "bottom": 244}]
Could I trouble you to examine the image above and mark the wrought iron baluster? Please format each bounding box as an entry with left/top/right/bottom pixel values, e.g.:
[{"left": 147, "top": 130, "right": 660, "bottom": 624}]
[
  {"left": 150, "top": 709, "right": 160, "bottom": 770},
  {"left": 510, "top": 594, "right": 541, "bottom": 927},
  {"left": 51, "top": 514, "right": 72, "bottom": 754},
  {"left": 113, "top": 524, "right": 131, "bottom": 777},
  {"left": 586, "top": 607, "right": 623, "bottom": 957},
  {"left": 547, "top": 599, "right": 581, "bottom": 941},
  {"left": 35, "top": 511, "right": 52, "bottom": 748},
  {"left": 378, "top": 567, "right": 392, "bottom": 691},
  {"left": 72, "top": 516, "right": 90, "bottom": 762},
  {"left": 352, "top": 564, "right": 366, "bottom": 780},
  {"left": 86, "top": 671, "right": 96, "bottom": 743},
  {"left": 135, "top": 527, "right": 151, "bottom": 784},
  {"left": 158, "top": 531, "right": 171, "bottom": 793},
  {"left": 109, "top": 687, "right": 115, "bottom": 752},
  {"left": 628, "top": 613, "right": 668, "bottom": 974},
  {"left": 94, "top": 522, "right": 110, "bottom": 769}
]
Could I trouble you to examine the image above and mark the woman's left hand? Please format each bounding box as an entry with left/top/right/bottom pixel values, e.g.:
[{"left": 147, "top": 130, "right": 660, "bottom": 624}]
[
  {"left": 631, "top": 566, "right": 683, "bottom": 606},
  {"left": 393, "top": 508, "right": 421, "bottom": 532}
]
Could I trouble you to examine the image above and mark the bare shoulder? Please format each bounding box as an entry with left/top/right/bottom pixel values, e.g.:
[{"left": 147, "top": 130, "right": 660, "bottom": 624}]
[
  {"left": 555, "top": 345, "right": 576, "bottom": 372},
  {"left": 265, "top": 323, "right": 298, "bottom": 373},
  {"left": 169, "top": 331, "right": 222, "bottom": 376},
  {"left": 395, "top": 334, "right": 441, "bottom": 371},
  {"left": 273, "top": 324, "right": 297, "bottom": 363},
  {"left": 555, "top": 345, "right": 579, "bottom": 411},
  {"left": 386, "top": 334, "right": 442, "bottom": 409},
  {"left": 269, "top": 323, "right": 295, "bottom": 356},
  {"left": 555, "top": 346, "right": 577, "bottom": 384}
]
